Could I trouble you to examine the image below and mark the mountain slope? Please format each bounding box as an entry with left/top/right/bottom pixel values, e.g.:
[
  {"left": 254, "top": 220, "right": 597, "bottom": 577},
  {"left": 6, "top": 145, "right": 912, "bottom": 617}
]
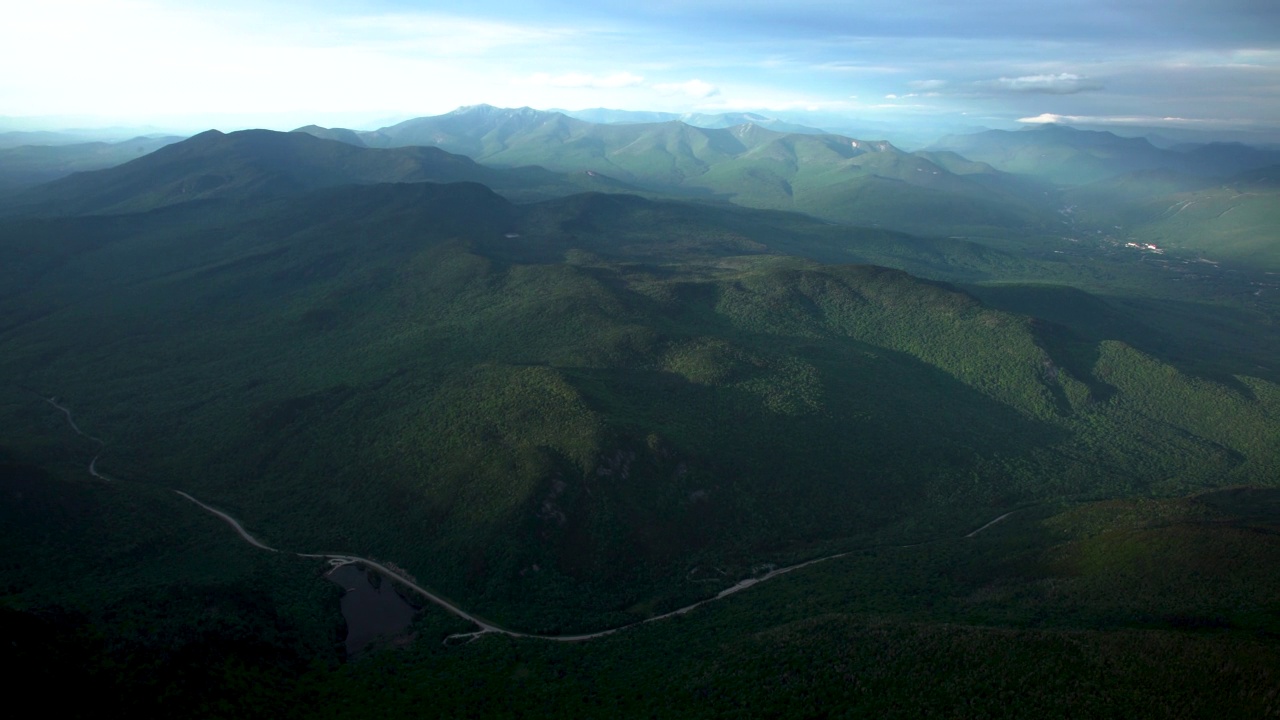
[
  {"left": 560, "top": 107, "right": 828, "bottom": 134},
  {"left": 931, "top": 124, "right": 1280, "bottom": 186},
  {"left": 2, "top": 178, "right": 1277, "bottom": 633},
  {"left": 2, "top": 110, "right": 1278, "bottom": 716},
  {"left": 1064, "top": 165, "right": 1280, "bottom": 269},
  {"left": 291, "top": 125, "right": 367, "bottom": 147},
  {"left": 354, "top": 105, "right": 1053, "bottom": 235},
  {"left": 5, "top": 129, "right": 633, "bottom": 215},
  {"left": 0, "top": 135, "right": 184, "bottom": 191}
]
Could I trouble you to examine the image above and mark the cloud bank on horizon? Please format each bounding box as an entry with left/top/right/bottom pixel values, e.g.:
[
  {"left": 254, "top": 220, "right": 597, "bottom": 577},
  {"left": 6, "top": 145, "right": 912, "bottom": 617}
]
[{"left": 2, "top": 0, "right": 1277, "bottom": 134}]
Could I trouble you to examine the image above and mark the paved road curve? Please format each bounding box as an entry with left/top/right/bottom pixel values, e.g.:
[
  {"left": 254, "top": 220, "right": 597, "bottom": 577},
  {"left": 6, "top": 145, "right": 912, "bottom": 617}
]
[
  {"left": 45, "top": 397, "right": 113, "bottom": 481},
  {"left": 46, "top": 396, "right": 1018, "bottom": 644}
]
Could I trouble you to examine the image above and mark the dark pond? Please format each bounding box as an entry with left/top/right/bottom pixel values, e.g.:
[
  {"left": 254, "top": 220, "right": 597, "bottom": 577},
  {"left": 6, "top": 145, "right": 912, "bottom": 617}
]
[{"left": 327, "top": 563, "right": 419, "bottom": 654}]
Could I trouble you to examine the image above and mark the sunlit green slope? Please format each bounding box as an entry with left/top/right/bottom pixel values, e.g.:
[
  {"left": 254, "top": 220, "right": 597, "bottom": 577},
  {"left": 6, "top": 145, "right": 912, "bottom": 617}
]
[
  {"left": 2, "top": 177, "right": 1277, "bottom": 633},
  {"left": 352, "top": 105, "right": 1055, "bottom": 235}
]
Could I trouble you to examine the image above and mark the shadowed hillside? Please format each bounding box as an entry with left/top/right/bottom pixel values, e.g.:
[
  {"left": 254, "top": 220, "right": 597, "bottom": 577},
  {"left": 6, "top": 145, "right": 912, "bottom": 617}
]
[
  {"left": 4, "top": 129, "right": 635, "bottom": 215},
  {"left": 3, "top": 174, "right": 1277, "bottom": 633},
  {"left": 2, "top": 114, "right": 1278, "bottom": 717},
  {"left": 931, "top": 124, "right": 1280, "bottom": 186},
  {"left": 336, "top": 105, "right": 1057, "bottom": 235}
]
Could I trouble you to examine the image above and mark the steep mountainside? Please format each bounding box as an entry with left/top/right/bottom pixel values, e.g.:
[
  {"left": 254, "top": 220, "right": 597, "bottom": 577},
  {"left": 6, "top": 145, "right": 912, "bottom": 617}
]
[
  {"left": 1064, "top": 165, "right": 1280, "bottom": 269},
  {"left": 3, "top": 120, "right": 1280, "bottom": 716},
  {"left": 350, "top": 105, "right": 1053, "bottom": 235},
  {"left": 3, "top": 177, "right": 1277, "bottom": 633},
  {"left": 4, "top": 129, "right": 634, "bottom": 215}
]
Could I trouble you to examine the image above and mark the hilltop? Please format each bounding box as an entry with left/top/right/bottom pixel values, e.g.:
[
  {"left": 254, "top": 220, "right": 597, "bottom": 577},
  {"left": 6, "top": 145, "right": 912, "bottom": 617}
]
[{"left": 3, "top": 128, "right": 635, "bottom": 215}]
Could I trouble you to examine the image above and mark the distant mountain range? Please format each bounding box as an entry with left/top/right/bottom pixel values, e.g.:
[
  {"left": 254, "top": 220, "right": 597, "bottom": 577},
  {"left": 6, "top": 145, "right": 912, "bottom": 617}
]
[
  {"left": 5, "top": 108, "right": 1278, "bottom": 268},
  {"left": 292, "top": 105, "right": 1053, "bottom": 235},
  {"left": 1067, "top": 122, "right": 1280, "bottom": 149},
  {"left": 0, "top": 135, "right": 184, "bottom": 191},
  {"left": 0, "top": 128, "right": 182, "bottom": 149},
  {"left": 8, "top": 107, "right": 1277, "bottom": 269},
  {"left": 930, "top": 123, "right": 1280, "bottom": 185},
  {"left": 553, "top": 108, "right": 829, "bottom": 135},
  {"left": 1064, "top": 164, "right": 1280, "bottom": 267},
  {"left": 3, "top": 101, "right": 1280, "bottom": 715},
  {"left": 4, "top": 128, "right": 635, "bottom": 216}
]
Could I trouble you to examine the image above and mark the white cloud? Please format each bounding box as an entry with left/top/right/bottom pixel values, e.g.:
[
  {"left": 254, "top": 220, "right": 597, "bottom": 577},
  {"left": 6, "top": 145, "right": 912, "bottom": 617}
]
[
  {"left": 2, "top": 1, "right": 1274, "bottom": 132},
  {"left": 816, "top": 61, "right": 906, "bottom": 74},
  {"left": 988, "top": 73, "right": 1102, "bottom": 94},
  {"left": 527, "top": 72, "right": 645, "bottom": 88},
  {"left": 653, "top": 79, "right": 721, "bottom": 98},
  {"left": 0, "top": 0, "right": 610, "bottom": 122},
  {"left": 1018, "top": 113, "right": 1073, "bottom": 123},
  {"left": 1017, "top": 113, "right": 1218, "bottom": 125}
]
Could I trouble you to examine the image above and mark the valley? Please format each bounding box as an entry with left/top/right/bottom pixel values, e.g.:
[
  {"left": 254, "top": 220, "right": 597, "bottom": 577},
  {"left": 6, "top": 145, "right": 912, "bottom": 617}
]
[
  {"left": 46, "top": 391, "right": 1026, "bottom": 644},
  {"left": 1, "top": 106, "right": 1278, "bottom": 717}
]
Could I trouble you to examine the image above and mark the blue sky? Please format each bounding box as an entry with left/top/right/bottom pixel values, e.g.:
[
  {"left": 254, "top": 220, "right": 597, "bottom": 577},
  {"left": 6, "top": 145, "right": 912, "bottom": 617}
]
[{"left": 3, "top": 0, "right": 1277, "bottom": 135}]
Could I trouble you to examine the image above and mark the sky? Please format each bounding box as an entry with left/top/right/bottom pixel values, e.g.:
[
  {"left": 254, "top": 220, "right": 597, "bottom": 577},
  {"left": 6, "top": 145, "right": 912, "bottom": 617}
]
[{"left": 3, "top": 0, "right": 1278, "bottom": 137}]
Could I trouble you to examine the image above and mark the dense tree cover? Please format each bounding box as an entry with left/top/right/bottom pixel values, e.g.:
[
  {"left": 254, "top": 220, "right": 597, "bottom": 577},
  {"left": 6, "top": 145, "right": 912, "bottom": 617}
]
[
  {"left": 2, "top": 128, "right": 1278, "bottom": 715},
  {"left": 5, "top": 179, "right": 1277, "bottom": 630}
]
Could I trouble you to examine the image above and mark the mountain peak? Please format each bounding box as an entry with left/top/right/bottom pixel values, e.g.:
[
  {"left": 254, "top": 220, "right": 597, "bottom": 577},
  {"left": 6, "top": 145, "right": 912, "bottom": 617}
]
[
  {"left": 10, "top": 128, "right": 543, "bottom": 216},
  {"left": 187, "top": 128, "right": 226, "bottom": 142},
  {"left": 448, "top": 103, "right": 497, "bottom": 114},
  {"left": 450, "top": 104, "right": 545, "bottom": 117}
]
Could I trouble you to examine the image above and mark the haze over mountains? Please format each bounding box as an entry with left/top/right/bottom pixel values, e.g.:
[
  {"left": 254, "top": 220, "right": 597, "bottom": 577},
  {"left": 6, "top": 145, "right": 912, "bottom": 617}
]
[
  {"left": 280, "top": 105, "right": 1054, "bottom": 236},
  {"left": 931, "top": 123, "right": 1280, "bottom": 185},
  {"left": 11, "top": 104, "right": 1280, "bottom": 216},
  {"left": 233, "top": 106, "right": 1280, "bottom": 265},
  {"left": 5, "top": 128, "right": 635, "bottom": 216},
  {"left": 2, "top": 103, "right": 1280, "bottom": 715},
  {"left": 0, "top": 135, "right": 183, "bottom": 191},
  {"left": 553, "top": 108, "right": 830, "bottom": 135}
]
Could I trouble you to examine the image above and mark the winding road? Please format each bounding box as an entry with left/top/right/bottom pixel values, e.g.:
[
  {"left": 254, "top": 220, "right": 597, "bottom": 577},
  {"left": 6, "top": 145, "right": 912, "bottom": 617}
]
[
  {"left": 44, "top": 396, "right": 1018, "bottom": 644},
  {"left": 965, "top": 511, "right": 1015, "bottom": 538},
  {"left": 45, "top": 397, "right": 112, "bottom": 482}
]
